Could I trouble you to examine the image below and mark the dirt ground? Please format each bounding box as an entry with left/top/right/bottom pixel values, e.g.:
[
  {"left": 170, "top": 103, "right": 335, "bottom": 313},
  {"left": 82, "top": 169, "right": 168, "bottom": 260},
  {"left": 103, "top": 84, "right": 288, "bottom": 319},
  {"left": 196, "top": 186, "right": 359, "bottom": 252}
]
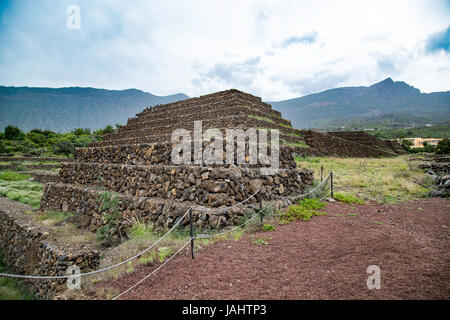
[{"left": 93, "top": 198, "right": 450, "bottom": 300}]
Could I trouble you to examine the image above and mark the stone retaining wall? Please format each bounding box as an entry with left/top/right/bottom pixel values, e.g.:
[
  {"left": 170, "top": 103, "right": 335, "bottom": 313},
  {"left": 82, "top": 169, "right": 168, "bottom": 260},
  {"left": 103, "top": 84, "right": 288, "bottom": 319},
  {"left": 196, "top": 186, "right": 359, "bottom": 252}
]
[
  {"left": 0, "top": 204, "right": 100, "bottom": 300},
  {"left": 58, "top": 163, "right": 314, "bottom": 206},
  {"left": 40, "top": 181, "right": 295, "bottom": 235},
  {"left": 75, "top": 141, "right": 299, "bottom": 168}
]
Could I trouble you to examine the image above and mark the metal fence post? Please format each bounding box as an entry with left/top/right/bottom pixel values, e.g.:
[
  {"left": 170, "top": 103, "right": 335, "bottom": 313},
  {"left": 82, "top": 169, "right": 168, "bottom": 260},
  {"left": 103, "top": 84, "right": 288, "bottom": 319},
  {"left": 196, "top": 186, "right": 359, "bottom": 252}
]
[
  {"left": 321, "top": 165, "right": 323, "bottom": 182},
  {"left": 330, "top": 171, "right": 334, "bottom": 198},
  {"left": 189, "top": 208, "right": 194, "bottom": 259},
  {"left": 258, "top": 191, "right": 263, "bottom": 227}
]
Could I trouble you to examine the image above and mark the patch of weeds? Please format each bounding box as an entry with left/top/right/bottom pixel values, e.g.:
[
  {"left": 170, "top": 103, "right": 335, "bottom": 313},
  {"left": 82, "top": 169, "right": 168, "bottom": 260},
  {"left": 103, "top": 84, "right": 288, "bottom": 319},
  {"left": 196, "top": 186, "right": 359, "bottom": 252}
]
[
  {"left": 280, "top": 198, "right": 327, "bottom": 224},
  {"left": 231, "top": 228, "right": 244, "bottom": 241},
  {"left": 382, "top": 196, "right": 397, "bottom": 204},
  {"left": 348, "top": 213, "right": 358, "bottom": 217},
  {"left": 126, "top": 261, "right": 134, "bottom": 274},
  {"left": 252, "top": 237, "right": 271, "bottom": 245},
  {"left": 12, "top": 161, "right": 28, "bottom": 171},
  {"left": 334, "top": 193, "right": 365, "bottom": 205},
  {"left": 262, "top": 223, "right": 276, "bottom": 232},
  {"left": 374, "top": 221, "right": 383, "bottom": 225},
  {"left": 0, "top": 180, "right": 43, "bottom": 208},
  {"left": 282, "top": 140, "right": 310, "bottom": 148},
  {"left": 0, "top": 171, "right": 30, "bottom": 181},
  {"left": 34, "top": 210, "right": 73, "bottom": 225},
  {"left": 158, "top": 247, "right": 173, "bottom": 263},
  {"left": 139, "top": 250, "right": 157, "bottom": 265},
  {"left": 247, "top": 114, "right": 275, "bottom": 124}
]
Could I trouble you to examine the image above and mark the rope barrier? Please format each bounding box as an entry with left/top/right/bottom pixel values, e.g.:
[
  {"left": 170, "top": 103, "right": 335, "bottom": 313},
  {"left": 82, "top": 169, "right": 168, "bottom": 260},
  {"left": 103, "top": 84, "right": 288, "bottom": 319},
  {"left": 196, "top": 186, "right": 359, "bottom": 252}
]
[
  {"left": 191, "top": 189, "right": 261, "bottom": 213},
  {"left": 112, "top": 237, "right": 193, "bottom": 300},
  {"left": 279, "top": 172, "right": 331, "bottom": 201},
  {"left": 0, "top": 208, "right": 191, "bottom": 280},
  {"left": 195, "top": 209, "right": 263, "bottom": 239},
  {"left": 0, "top": 171, "right": 332, "bottom": 287},
  {"left": 0, "top": 187, "right": 262, "bottom": 280}
]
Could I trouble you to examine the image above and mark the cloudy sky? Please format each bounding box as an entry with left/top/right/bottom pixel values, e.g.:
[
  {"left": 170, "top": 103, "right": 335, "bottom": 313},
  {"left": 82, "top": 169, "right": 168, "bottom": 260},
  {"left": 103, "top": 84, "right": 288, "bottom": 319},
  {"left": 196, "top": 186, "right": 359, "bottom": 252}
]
[{"left": 0, "top": 0, "right": 449, "bottom": 100}]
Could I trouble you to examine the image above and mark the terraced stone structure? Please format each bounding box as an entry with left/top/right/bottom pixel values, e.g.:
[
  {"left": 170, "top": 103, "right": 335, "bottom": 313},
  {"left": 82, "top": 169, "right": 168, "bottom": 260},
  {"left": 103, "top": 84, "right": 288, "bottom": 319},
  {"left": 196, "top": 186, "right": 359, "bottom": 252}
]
[
  {"left": 40, "top": 89, "right": 314, "bottom": 237},
  {"left": 301, "top": 130, "right": 407, "bottom": 157}
]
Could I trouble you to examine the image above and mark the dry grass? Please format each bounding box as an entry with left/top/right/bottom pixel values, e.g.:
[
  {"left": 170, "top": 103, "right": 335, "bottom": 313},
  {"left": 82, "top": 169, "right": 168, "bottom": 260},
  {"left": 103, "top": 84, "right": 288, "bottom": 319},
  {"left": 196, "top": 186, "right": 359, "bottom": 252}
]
[{"left": 295, "top": 155, "right": 433, "bottom": 203}]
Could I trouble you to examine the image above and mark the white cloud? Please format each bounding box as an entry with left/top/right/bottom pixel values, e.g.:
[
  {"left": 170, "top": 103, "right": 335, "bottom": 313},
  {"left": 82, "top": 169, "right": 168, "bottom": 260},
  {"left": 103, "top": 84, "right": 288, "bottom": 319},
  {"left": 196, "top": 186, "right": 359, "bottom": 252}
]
[{"left": 0, "top": 0, "right": 449, "bottom": 101}]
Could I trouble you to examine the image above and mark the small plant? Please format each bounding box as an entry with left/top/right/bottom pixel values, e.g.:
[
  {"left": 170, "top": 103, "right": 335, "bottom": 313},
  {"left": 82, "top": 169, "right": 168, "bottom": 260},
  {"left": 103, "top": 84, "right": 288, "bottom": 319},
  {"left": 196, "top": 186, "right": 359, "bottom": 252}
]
[
  {"left": 252, "top": 238, "right": 270, "bottom": 245},
  {"left": 158, "top": 247, "right": 173, "bottom": 263},
  {"left": 232, "top": 228, "right": 243, "bottom": 241},
  {"left": 96, "top": 191, "right": 121, "bottom": 242},
  {"left": 262, "top": 223, "right": 276, "bottom": 232},
  {"left": 126, "top": 261, "right": 134, "bottom": 274},
  {"left": 139, "top": 251, "right": 157, "bottom": 265},
  {"left": 334, "top": 193, "right": 365, "bottom": 205},
  {"left": 374, "top": 221, "right": 383, "bottom": 225},
  {"left": 280, "top": 198, "right": 327, "bottom": 224}
]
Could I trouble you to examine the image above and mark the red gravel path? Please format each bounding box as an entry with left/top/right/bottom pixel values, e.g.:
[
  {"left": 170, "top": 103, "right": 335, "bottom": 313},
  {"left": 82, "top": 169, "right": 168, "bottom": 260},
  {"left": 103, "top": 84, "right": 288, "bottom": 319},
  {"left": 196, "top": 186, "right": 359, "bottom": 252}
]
[{"left": 95, "top": 198, "right": 450, "bottom": 300}]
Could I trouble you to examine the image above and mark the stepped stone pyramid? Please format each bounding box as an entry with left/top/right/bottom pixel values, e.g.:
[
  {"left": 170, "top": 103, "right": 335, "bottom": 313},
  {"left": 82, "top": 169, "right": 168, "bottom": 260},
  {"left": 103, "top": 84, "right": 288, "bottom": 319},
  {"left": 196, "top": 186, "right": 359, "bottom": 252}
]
[{"left": 40, "top": 89, "right": 314, "bottom": 236}]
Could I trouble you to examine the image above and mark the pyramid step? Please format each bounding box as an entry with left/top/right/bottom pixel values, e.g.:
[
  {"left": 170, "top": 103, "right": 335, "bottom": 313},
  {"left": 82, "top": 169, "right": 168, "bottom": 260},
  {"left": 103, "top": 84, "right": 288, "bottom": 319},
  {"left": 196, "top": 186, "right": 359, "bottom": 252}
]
[
  {"left": 104, "top": 115, "right": 300, "bottom": 142},
  {"left": 90, "top": 130, "right": 305, "bottom": 148},
  {"left": 41, "top": 182, "right": 257, "bottom": 232},
  {"left": 124, "top": 104, "right": 291, "bottom": 131},
  {"left": 136, "top": 89, "right": 281, "bottom": 118},
  {"left": 58, "top": 162, "right": 313, "bottom": 207},
  {"left": 77, "top": 140, "right": 302, "bottom": 168}
]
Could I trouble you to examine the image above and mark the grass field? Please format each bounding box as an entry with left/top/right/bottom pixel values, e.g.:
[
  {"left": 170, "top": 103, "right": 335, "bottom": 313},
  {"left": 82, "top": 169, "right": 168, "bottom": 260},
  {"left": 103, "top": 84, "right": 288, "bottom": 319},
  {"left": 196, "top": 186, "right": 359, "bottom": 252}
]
[
  {"left": 0, "top": 171, "right": 43, "bottom": 208},
  {"left": 295, "top": 155, "right": 433, "bottom": 203}
]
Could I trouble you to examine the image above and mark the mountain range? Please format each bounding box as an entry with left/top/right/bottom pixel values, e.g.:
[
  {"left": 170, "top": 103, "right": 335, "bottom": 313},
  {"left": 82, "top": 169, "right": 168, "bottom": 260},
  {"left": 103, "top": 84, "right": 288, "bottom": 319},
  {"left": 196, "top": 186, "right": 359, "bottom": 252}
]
[
  {"left": 0, "top": 86, "right": 188, "bottom": 132},
  {"left": 0, "top": 78, "right": 449, "bottom": 132},
  {"left": 269, "top": 78, "right": 450, "bottom": 129}
]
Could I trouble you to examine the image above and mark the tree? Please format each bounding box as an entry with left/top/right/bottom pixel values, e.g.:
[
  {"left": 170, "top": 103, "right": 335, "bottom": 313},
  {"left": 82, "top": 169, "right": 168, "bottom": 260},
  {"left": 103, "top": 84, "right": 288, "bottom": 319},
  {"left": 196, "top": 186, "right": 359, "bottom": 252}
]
[
  {"left": 54, "top": 140, "right": 75, "bottom": 156},
  {"left": 4, "top": 125, "right": 24, "bottom": 140},
  {"left": 436, "top": 138, "right": 450, "bottom": 154},
  {"left": 103, "top": 125, "right": 115, "bottom": 134},
  {"left": 72, "top": 128, "right": 91, "bottom": 136}
]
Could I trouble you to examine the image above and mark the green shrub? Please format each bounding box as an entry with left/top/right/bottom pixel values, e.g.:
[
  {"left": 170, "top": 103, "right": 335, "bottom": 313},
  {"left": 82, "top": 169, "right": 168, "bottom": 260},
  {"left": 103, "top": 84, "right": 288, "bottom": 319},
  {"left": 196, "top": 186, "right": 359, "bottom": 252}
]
[
  {"left": 4, "top": 125, "right": 24, "bottom": 141},
  {"left": 262, "top": 223, "right": 276, "bottom": 232},
  {"left": 280, "top": 198, "right": 327, "bottom": 224},
  {"left": 334, "top": 193, "right": 365, "bottom": 204},
  {"left": 54, "top": 140, "right": 75, "bottom": 157},
  {"left": 436, "top": 138, "right": 450, "bottom": 154},
  {"left": 96, "top": 191, "right": 121, "bottom": 242}
]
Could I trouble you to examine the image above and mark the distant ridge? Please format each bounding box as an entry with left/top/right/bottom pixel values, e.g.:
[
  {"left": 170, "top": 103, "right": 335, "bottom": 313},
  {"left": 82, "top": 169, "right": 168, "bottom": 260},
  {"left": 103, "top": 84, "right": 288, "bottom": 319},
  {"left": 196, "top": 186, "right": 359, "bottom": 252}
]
[
  {"left": 269, "top": 78, "right": 450, "bottom": 129},
  {"left": 0, "top": 86, "right": 189, "bottom": 132}
]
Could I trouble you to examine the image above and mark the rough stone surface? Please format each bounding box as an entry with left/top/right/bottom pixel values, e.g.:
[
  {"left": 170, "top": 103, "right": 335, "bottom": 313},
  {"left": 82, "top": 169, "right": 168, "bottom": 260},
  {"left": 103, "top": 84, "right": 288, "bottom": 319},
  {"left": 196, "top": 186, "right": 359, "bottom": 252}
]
[{"left": 0, "top": 197, "right": 100, "bottom": 300}]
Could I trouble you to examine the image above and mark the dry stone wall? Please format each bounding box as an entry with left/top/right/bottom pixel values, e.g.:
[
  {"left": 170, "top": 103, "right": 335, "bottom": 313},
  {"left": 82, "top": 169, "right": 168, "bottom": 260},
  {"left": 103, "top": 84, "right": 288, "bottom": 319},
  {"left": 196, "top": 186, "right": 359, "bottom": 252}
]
[
  {"left": 301, "top": 130, "right": 405, "bottom": 157},
  {"left": 0, "top": 203, "right": 100, "bottom": 300},
  {"left": 75, "top": 141, "right": 298, "bottom": 168},
  {"left": 58, "top": 163, "right": 313, "bottom": 205}
]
